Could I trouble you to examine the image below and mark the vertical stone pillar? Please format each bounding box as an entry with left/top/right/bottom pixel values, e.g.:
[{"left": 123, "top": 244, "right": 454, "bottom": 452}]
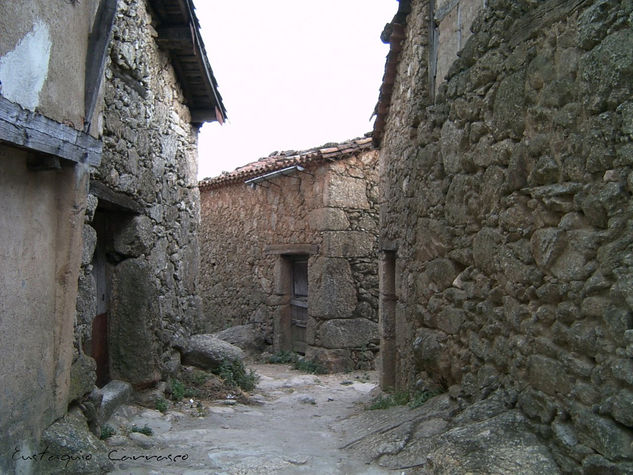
[{"left": 379, "top": 250, "right": 397, "bottom": 389}]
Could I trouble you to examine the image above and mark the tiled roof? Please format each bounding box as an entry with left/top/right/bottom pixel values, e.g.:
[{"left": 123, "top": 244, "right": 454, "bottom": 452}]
[
  {"left": 199, "top": 136, "right": 374, "bottom": 191},
  {"left": 373, "top": 0, "right": 411, "bottom": 147}
]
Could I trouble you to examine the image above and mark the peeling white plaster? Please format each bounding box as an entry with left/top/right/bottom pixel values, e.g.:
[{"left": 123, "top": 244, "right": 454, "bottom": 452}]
[{"left": 0, "top": 20, "right": 51, "bottom": 110}]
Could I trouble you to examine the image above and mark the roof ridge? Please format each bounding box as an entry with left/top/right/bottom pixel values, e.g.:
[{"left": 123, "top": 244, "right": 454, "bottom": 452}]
[{"left": 199, "top": 135, "right": 374, "bottom": 191}]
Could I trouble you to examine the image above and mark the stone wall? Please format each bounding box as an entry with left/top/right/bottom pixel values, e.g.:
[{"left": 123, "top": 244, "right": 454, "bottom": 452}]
[
  {"left": 199, "top": 147, "right": 380, "bottom": 371},
  {"left": 75, "top": 0, "right": 202, "bottom": 388},
  {"left": 0, "top": 0, "right": 100, "bottom": 129},
  {"left": 379, "top": 0, "right": 633, "bottom": 471}
]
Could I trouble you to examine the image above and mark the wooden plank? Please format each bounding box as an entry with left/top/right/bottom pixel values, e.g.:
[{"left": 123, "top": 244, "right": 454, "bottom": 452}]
[
  {"left": 0, "top": 96, "right": 102, "bottom": 166},
  {"left": 84, "top": 0, "right": 119, "bottom": 133},
  {"left": 190, "top": 108, "right": 216, "bottom": 123},
  {"left": 157, "top": 26, "right": 194, "bottom": 50}
]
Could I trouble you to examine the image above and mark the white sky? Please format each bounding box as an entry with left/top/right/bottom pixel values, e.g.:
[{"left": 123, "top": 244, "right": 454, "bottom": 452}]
[{"left": 194, "top": 1, "right": 396, "bottom": 180}]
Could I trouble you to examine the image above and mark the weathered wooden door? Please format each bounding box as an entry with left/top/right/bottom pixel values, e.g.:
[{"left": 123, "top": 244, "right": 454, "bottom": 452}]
[
  {"left": 92, "top": 214, "right": 110, "bottom": 387},
  {"left": 290, "top": 258, "right": 308, "bottom": 354}
]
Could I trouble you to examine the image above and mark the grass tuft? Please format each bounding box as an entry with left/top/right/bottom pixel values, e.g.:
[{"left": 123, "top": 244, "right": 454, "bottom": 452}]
[
  {"left": 213, "top": 360, "right": 259, "bottom": 392},
  {"left": 155, "top": 398, "right": 168, "bottom": 413},
  {"left": 267, "top": 351, "right": 328, "bottom": 374},
  {"left": 100, "top": 424, "right": 115, "bottom": 440},
  {"left": 130, "top": 424, "right": 153, "bottom": 436},
  {"left": 367, "top": 388, "right": 443, "bottom": 410}
]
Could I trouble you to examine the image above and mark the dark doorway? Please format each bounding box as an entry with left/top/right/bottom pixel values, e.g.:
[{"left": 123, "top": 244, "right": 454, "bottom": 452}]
[
  {"left": 91, "top": 211, "right": 111, "bottom": 387},
  {"left": 380, "top": 250, "right": 397, "bottom": 390},
  {"left": 290, "top": 257, "right": 308, "bottom": 354}
]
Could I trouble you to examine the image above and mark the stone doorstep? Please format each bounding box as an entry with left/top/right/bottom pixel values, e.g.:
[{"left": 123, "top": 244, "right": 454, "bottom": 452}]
[{"left": 91, "top": 379, "right": 133, "bottom": 425}]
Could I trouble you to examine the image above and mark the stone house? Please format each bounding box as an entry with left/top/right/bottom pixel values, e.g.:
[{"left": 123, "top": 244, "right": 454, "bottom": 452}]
[
  {"left": 0, "top": 1, "right": 106, "bottom": 470},
  {"left": 0, "top": 0, "right": 225, "bottom": 472},
  {"left": 76, "top": 0, "right": 225, "bottom": 391},
  {"left": 199, "top": 137, "right": 380, "bottom": 371},
  {"left": 376, "top": 0, "right": 633, "bottom": 471}
]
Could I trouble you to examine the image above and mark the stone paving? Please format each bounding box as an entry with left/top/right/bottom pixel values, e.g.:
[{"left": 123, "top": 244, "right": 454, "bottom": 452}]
[{"left": 105, "top": 363, "right": 389, "bottom": 474}]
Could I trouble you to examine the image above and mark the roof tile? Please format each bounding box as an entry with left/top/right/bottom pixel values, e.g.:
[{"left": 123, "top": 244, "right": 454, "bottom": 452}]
[{"left": 199, "top": 135, "right": 375, "bottom": 191}]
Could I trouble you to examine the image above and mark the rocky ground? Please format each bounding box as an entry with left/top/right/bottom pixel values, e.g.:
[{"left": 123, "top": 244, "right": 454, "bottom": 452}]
[
  {"left": 104, "top": 363, "right": 387, "bottom": 474},
  {"left": 97, "top": 361, "right": 561, "bottom": 474}
]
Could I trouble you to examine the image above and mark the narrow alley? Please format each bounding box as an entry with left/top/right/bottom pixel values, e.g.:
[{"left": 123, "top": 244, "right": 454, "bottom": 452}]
[{"left": 105, "top": 363, "right": 388, "bottom": 474}]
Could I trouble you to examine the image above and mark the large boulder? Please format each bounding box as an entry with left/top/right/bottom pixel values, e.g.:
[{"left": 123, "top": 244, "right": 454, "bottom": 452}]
[
  {"left": 182, "top": 334, "right": 244, "bottom": 370},
  {"left": 36, "top": 408, "right": 113, "bottom": 474},
  {"left": 212, "top": 324, "right": 266, "bottom": 356},
  {"left": 341, "top": 390, "right": 559, "bottom": 473}
]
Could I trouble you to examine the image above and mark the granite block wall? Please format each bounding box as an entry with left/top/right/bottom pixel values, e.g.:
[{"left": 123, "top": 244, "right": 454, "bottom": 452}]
[
  {"left": 75, "top": 0, "right": 202, "bottom": 388},
  {"left": 199, "top": 148, "right": 380, "bottom": 371},
  {"left": 379, "top": 0, "right": 633, "bottom": 470}
]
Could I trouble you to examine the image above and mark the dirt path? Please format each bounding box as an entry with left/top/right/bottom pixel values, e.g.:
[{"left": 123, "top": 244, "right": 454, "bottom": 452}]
[{"left": 106, "top": 363, "right": 391, "bottom": 474}]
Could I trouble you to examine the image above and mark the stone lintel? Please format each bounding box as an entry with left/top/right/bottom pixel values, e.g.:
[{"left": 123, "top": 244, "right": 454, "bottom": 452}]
[{"left": 265, "top": 244, "right": 318, "bottom": 255}]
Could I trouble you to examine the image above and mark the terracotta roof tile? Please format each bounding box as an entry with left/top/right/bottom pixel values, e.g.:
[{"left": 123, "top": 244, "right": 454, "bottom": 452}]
[{"left": 199, "top": 135, "right": 374, "bottom": 191}]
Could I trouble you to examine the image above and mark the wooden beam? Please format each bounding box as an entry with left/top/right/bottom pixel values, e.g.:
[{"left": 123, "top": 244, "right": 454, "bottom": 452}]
[
  {"left": 0, "top": 96, "right": 102, "bottom": 167},
  {"left": 189, "top": 108, "right": 216, "bottom": 123},
  {"left": 157, "top": 26, "right": 194, "bottom": 50},
  {"left": 84, "top": 0, "right": 119, "bottom": 133}
]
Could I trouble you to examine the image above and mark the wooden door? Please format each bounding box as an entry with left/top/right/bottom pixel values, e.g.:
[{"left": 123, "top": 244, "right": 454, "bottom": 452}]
[
  {"left": 92, "top": 214, "right": 110, "bottom": 387},
  {"left": 290, "top": 258, "right": 308, "bottom": 354}
]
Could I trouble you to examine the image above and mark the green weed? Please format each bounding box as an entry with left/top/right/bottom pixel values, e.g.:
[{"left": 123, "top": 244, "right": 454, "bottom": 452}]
[
  {"left": 130, "top": 424, "right": 153, "bottom": 436},
  {"left": 408, "top": 389, "right": 442, "bottom": 409},
  {"left": 213, "top": 360, "right": 259, "bottom": 392},
  {"left": 367, "top": 388, "right": 442, "bottom": 411},
  {"left": 267, "top": 350, "right": 296, "bottom": 364},
  {"left": 155, "top": 398, "right": 168, "bottom": 413},
  {"left": 267, "top": 351, "right": 327, "bottom": 374},
  {"left": 100, "top": 424, "right": 115, "bottom": 440},
  {"left": 171, "top": 379, "right": 186, "bottom": 402}
]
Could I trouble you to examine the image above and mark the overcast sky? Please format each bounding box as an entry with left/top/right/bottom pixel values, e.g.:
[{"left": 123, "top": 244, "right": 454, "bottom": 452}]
[{"left": 194, "top": 1, "right": 396, "bottom": 180}]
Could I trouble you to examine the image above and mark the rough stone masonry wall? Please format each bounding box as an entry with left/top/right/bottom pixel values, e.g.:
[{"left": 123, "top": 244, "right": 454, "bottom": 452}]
[
  {"left": 75, "top": 0, "right": 201, "bottom": 387},
  {"left": 380, "top": 0, "right": 633, "bottom": 471},
  {"left": 199, "top": 150, "right": 379, "bottom": 370}
]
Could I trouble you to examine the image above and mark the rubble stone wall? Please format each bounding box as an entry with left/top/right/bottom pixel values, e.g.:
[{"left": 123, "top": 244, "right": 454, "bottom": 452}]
[
  {"left": 199, "top": 150, "right": 380, "bottom": 370},
  {"left": 380, "top": 0, "right": 633, "bottom": 471},
  {"left": 75, "top": 0, "right": 201, "bottom": 388}
]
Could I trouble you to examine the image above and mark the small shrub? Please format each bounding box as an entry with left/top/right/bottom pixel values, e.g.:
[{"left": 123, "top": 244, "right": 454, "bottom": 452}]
[
  {"left": 368, "top": 388, "right": 443, "bottom": 411},
  {"left": 408, "top": 389, "right": 442, "bottom": 409},
  {"left": 294, "top": 357, "right": 327, "bottom": 375},
  {"left": 171, "top": 379, "right": 185, "bottom": 402},
  {"left": 130, "top": 424, "right": 153, "bottom": 436},
  {"left": 155, "top": 398, "right": 168, "bottom": 413},
  {"left": 214, "top": 360, "right": 259, "bottom": 392},
  {"left": 368, "top": 391, "right": 410, "bottom": 410},
  {"left": 267, "top": 350, "right": 296, "bottom": 364},
  {"left": 100, "top": 424, "right": 115, "bottom": 440},
  {"left": 183, "top": 386, "right": 199, "bottom": 398},
  {"left": 190, "top": 369, "right": 209, "bottom": 386},
  {"left": 268, "top": 351, "right": 327, "bottom": 374}
]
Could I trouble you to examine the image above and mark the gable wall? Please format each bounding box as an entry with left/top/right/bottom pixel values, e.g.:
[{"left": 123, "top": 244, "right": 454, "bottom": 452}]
[{"left": 199, "top": 150, "right": 380, "bottom": 370}]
